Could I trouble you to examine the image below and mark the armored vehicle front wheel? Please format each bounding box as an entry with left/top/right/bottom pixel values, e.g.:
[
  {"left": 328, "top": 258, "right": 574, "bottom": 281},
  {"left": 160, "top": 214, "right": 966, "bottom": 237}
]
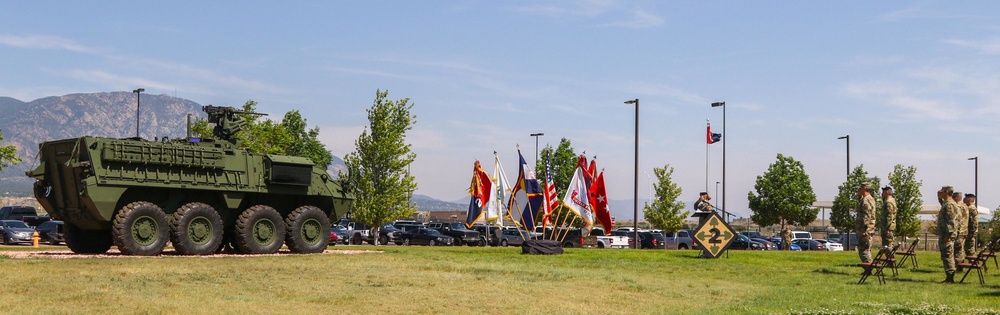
[
  {"left": 64, "top": 223, "right": 113, "bottom": 254},
  {"left": 112, "top": 201, "right": 170, "bottom": 256},
  {"left": 171, "top": 202, "right": 224, "bottom": 255},
  {"left": 284, "top": 205, "right": 330, "bottom": 254},
  {"left": 235, "top": 205, "right": 285, "bottom": 254}
]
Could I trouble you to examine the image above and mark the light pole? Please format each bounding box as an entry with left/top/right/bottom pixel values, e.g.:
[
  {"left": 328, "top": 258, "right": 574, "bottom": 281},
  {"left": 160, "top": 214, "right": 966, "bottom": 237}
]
[
  {"left": 133, "top": 88, "right": 145, "bottom": 139},
  {"left": 530, "top": 133, "right": 544, "bottom": 165},
  {"left": 625, "top": 98, "right": 639, "bottom": 249},
  {"left": 711, "top": 101, "right": 726, "bottom": 222},
  {"left": 969, "top": 157, "right": 978, "bottom": 209},
  {"left": 837, "top": 135, "right": 850, "bottom": 177}
]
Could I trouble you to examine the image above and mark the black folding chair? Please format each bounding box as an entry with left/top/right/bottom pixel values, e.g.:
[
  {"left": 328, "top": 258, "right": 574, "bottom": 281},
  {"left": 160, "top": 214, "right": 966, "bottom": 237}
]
[
  {"left": 958, "top": 240, "right": 994, "bottom": 285},
  {"left": 895, "top": 239, "right": 919, "bottom": 269},
  {"left": 876, "top": 243, "right": 901, "bottom": 276},
  {"left": 858, "top": 247, "right": 888, "bottom": 285}
]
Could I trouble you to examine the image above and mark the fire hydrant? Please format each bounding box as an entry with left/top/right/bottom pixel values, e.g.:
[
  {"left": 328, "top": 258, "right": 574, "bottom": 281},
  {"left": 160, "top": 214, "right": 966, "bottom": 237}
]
[{"left": 32, "top": 231, "right": 40, "bottom": 248}]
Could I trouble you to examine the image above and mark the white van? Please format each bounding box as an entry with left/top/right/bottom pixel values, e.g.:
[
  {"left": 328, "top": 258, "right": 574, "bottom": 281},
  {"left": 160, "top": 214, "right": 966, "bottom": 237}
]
[{"left": 792, "top": 231, "right": 813, "bottom": 240}]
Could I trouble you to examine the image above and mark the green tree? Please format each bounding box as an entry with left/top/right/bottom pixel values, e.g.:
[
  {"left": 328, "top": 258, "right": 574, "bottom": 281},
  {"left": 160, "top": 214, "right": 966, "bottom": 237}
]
[
  {"left": 886, "top": 164, "right": 922, "bottom": 238},
  {"left": 343, "top": 90, "right": 417, "bottom": 240},
  {"left": 643, "top": 164, "right": 687, "bottom": 232},
  {"left": 988, "top": 206, "right": 1000, "bottom": 241},
  {"left": 190, "top": 100, "right": 333, "bottom": 168},
  {"left": 829, "top": 165, "right": 881, "bottom": 234},
  {"left": 0, "top": 129, "right": 19, "bottom": 172},
  {"left": 747, "top": 154, "right": 818, "bottom": 231},
  {"left": 537, "top": 139, "right": 582, "bottom": 228}
]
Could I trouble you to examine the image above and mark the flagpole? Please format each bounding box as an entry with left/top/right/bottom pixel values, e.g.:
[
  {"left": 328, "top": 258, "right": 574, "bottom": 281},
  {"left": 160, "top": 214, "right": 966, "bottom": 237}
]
[
  {"left": 551, "top": 207, "right": 568, "bottom": 240},
  {"left": 706, "top": 119, "right": 710, "bottom": 193},
  {"left": 559, "top": 216, "right": 578, "bottom": 243}
]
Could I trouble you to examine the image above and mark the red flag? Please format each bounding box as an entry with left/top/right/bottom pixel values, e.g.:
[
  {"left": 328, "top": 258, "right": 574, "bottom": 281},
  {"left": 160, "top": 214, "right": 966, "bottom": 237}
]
[
  {"left": 590, "top": 171, "right": 613, "bottom": 232},
  {"left": 465, "top": 161, "right": 493, "bottom": 228},
  {"left": 707, "top": 123, "right": 713, "bottom": 144}
]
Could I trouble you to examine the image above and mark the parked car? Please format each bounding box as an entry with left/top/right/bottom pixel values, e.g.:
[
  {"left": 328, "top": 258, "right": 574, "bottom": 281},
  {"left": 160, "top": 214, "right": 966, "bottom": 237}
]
[
  {"left": 330, "top": 226, "right": 350, "bottom": 245},
  {"left": 767, "top": 237, "right": 801, "bottom": 251},
  {"left": 0, "top": 206, "right": 50, "bottom": 227},
  {"left": 638, "top": 231, "right": 666, "bottom": 249},
  {"left": 400, "top": 228, "right": 454, "bottom": 246},
  {"left": 827, "top": 233, "right": 859, "bottom": 250},
  {"left": 663, "top": 230, "right": 700, "bottom": 250},
  {"left": 377, "top": 223, "right": 404, "bottom": 245},
  {"left": 471, "top": 224, "right": 502, "bottom": 246},
  {"left": 0, "top": 220, "right": 36, "bottom": 245},
  {"left": 730, "top": 234, "right": 765, "bottom": 250},
  {"left": 329, "top": 231, "right": 339, "bottom": 245},
  {"left": 498, "top": 228, "right": 533, "bottom": 247},
  {"left": 793, "top": 239, "right": 827, "bottom": 251},
  {"left": 35, "top": 220, "right": 64, "bottom": 245},
  {"left": 750, "top": 237, "right": 776, "bottom": 250},
  {"left": 791, "top": 231, "right": 813, "bottom": 240},
  {"left": 426, "top": 222, "right": 481, "bottom": 246},
  {"left": 740, "top": 231, "right": 764, "bottom": 239},
  {"left": 816, "top": 239, "right": 844, "bottom": 251}
]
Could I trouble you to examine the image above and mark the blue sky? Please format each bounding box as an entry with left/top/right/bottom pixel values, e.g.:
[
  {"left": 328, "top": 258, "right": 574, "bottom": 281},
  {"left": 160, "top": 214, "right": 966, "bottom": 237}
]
[{"left": 2, "top": 1, "right": 999, "bottom": 220}]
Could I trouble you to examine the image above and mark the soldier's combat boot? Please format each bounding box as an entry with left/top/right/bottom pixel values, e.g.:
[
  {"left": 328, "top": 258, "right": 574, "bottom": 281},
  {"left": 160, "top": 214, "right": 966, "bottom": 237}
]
[{"left": 941, "top": 272, "right": 955, "bottom": 283}]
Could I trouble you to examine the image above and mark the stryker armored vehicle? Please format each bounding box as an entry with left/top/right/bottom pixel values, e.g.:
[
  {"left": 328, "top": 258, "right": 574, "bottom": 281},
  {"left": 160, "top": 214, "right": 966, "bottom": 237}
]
[{"left": 26, "top": 105, "right": 353, "bottom": 256}]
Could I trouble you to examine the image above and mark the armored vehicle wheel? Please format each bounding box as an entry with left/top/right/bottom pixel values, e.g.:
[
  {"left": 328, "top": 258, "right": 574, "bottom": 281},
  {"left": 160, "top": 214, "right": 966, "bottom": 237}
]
[
  {"left": 235, "top": 205, "right": 285, "bottom": 254},
  {"left": 284, "top": 206, "right": 330, "bottom": 254},
  {"left": 64, "top": 223, "right": 113, "bottom": 254},
  {"left": 171, "top": 202, "right": 224, "bottom": 255},
  {"left": 112, "top": 201, "right": 170, "bottom": 256}
]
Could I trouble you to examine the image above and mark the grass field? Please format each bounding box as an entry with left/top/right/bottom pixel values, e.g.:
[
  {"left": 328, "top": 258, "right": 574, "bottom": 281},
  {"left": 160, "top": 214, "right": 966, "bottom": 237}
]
[{"left": 1, "top": 246, "right": 998, "bottom": 315}]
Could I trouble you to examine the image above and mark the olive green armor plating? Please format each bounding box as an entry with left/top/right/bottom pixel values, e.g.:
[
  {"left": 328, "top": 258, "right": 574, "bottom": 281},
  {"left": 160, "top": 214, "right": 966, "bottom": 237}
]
[{"left": 26, "top": 105, "right": 353, "bottom": 256}]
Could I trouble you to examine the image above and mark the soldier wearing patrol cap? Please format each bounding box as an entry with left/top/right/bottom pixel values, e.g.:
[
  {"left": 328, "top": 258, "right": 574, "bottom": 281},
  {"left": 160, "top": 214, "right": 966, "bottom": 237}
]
[
  {"left": 881, "top": 186, "right": 897, "bottom": 248},
  {"left": 952, "top": 191, "right": 969, "bottom": 264},
  {"left": 964, "top": 194, "right": 979, "bottom": 254},
  {"left": 937, "top": 185, "right": 959, "bottom": 283},
  {"left": 693, "top": 192, "right": 715, "bottom": 227},
  {"left": 855, "top": 182, "right": 877, "bottom": 263}
]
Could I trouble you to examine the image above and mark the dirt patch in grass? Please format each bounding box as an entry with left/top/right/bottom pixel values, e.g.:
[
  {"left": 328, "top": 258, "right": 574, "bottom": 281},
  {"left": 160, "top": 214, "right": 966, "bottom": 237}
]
[{"left": 0, "top": 249, "right": 382, "bottom": 259}]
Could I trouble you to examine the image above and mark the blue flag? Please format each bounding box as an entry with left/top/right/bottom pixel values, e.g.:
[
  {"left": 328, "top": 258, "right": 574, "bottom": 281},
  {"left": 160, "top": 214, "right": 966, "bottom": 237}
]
[{"left": 514, "top": 151, "right": 544, "bottom": 229}]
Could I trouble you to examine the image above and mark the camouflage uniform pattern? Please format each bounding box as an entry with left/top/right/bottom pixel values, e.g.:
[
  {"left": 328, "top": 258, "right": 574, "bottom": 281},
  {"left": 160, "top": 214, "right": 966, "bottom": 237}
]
[
  {"left": 694, "top": 198, "right": 715, "bottom": 230},
  {"left": 881, "top": 195, "right": 897, "bottom": 248},
  {"left": 781, "top": 228, "right": 792, "bottom": 251},
  {"left": 954, "top": 201, "right": 968, "bottom": 261},
  {"left": 937, "top": 198, "right": 959, "bottom": 274},
  {"left": 966, "top": 201, "right": 979, "bottom": 254},
  {"left": 855, "top": 194, "right": 877, "bottom": 262}
]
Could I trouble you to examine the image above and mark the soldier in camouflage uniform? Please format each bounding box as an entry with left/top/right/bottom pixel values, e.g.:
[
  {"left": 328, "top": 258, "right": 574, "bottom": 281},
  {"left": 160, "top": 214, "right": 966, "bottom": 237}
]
[
  {"left": 855, "top": 182, "right": 877, "bottom": 263},
  {"left": 694, "top": 192, "right": 715, "bottom": 226},
  {"left": 781, "top": 226, "right": 792, "bottom": 251},
  {"left": 937, "top": 186, "right": 959, "bottom": 283},
  {"left": 965, "top": 194, "right": 979, "bottom": 254},
  {"left": 952, "top": 192, "right": 968, "bottom": 263},
  {"left": 881, "top": 186, "right": 897, "bottom": 248}
]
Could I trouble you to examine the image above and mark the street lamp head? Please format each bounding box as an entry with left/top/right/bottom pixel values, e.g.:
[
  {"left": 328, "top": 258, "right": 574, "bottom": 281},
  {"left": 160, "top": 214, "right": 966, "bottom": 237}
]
[
  {"left": 837, "top": 135, "right": 849, "bottom": 140},
  {"left": 624, "top": 99, "right": 637, "bottom": 105},
  {"left": 969, "top": 157, "right": 978, "bottom": 161},
  {"left": 711, "top": 101, "right": 725, "bottom": 107},
  {"left": 133, "top": 88, "right": 145, "bottom": 94},
  {"left": 530, "top": 133, "right": 544, "bottom": 137}
]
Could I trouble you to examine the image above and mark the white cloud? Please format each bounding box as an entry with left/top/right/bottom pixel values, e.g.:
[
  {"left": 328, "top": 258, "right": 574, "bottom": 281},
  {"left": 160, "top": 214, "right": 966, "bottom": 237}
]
[
  {"left": 317, "top": 125, "right": 365, "bottom": 157},
  {"left": 945, "top": 37, "right": 1000, "bottom": 55},
  {"left": 601, "top": 9, "right": 664, "bottom": 29},
  {"left": 0, "top": 34, "right": 97, "bottom": 53},
  {"left": 515, "top": 0, "right": 617, "bottom": 18},
  {"left": 325, "top": 67, "right": 428, "bottom": 81}
]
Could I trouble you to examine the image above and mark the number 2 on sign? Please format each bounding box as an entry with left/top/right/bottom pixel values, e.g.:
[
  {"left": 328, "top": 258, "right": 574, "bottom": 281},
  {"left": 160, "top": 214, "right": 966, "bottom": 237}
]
[{"left": 708, "top": 228, "right": 722, "bottom": 244}]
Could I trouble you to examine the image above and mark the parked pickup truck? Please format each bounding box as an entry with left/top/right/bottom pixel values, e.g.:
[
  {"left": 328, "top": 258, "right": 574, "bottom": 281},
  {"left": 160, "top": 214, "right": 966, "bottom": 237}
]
[
  {"left": 560, "top": 228, "right": 629, "bottom": 248},
  {"left": 0, "top": 206, "right": 50, "bottom": 227},
  {"left": 663, "top": 229, "right": 700, "bottom": 250},
  {"left": 427, "top": 222, "right": 482, "bottom": 246},
  {"left": 338, "top": 218, "right": 374, "bottom": 245}
]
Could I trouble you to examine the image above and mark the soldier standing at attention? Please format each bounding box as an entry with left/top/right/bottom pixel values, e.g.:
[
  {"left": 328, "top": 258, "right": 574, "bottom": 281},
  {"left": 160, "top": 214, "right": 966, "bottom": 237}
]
[
  {"left": 965, "top": 194, "right": 979, "bottom": 254},
  {"left": 780, "top": 227, "right": 792, "bottom": 251},
  {"left": 953, "top": 192, "right": 968, "bottom": 263},
  {"left": 855, "top": 182, "right": 877, "bottom": 263},
  {"left": 937, "top": 186, "right": 959, "bottom": 283},
  {"left": 881, "top": 186, "right": 897, "bottom": 248}
]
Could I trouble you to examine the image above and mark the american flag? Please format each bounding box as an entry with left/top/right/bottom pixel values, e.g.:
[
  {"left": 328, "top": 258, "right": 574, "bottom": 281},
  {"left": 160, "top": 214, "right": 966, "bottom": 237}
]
[{"left": 543, "top": 153, "right": 558, "bottom": 225}]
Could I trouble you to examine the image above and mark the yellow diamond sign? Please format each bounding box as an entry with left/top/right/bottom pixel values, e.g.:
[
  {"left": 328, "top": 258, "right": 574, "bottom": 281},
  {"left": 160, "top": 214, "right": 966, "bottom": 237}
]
[{"left": 693, "top": 212, "right": 736, "bottom": 258}]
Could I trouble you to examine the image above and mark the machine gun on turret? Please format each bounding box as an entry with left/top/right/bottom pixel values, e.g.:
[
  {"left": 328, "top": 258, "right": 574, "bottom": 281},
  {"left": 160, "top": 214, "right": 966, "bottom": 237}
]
[{"left": 202, "top": 105, "right": 267, "bottom": 142}]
